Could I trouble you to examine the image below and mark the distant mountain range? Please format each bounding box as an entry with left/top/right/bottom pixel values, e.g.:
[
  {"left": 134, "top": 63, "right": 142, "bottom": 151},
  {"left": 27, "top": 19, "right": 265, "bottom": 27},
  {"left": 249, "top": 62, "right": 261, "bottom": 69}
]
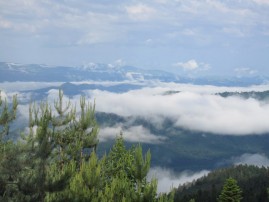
[
  {"left": 0, "top": 62, "right": 179, "bottom": 83},
  {"left": 0, "top": 62, "right": 268, "bottom": 86}
]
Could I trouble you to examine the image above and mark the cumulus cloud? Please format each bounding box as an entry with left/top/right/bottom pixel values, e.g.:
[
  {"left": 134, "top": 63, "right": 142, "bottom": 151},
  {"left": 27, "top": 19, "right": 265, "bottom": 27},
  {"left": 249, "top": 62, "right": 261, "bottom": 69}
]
[
  {"left": 99, "top": 125, "right": 166, "bottom": 143},
  {"left": 175, "top": 59, "right": 198, "bottom": 70},
  {"left": 85, "top": 85, "right": 269, "bottom": 135},
  {"left": 148, "top": 167, "right": 209, "bottom": 193},
  {"left": 233, "top": 153, "right": 269, "bottom": 167},
  {"left": 174, "top": 59, "right": 210, "bottom": 71}
]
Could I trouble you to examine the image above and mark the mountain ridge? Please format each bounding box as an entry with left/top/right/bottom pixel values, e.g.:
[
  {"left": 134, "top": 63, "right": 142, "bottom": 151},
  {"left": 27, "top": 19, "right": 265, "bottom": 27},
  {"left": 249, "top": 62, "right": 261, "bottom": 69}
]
[{"left": 1, "top": 61, "right": 268, "bottom": 86}]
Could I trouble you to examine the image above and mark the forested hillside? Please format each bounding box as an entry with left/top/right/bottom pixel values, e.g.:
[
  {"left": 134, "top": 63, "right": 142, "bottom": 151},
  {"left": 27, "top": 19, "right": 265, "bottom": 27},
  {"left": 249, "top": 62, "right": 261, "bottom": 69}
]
[{"left": 174, "top": 165, "right": 269, "bottom": 202}]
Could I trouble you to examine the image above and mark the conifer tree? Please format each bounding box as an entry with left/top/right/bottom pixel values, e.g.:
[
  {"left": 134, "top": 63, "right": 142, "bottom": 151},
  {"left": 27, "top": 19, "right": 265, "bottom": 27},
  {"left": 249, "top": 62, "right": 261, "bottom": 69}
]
[
  {"left": 51, "top": 89, "right": 76, "bottom": 165},
  {"left": 16, "top": 102, "right": 74, "bottom": 202},
  {"left": 0, "top": 91, "right": 17, "bottom": 138},
  {"left": 66, "top": 96, "right": 99, "bottom": 165},
  {"left": 218, "top": 177, "right": 243, "bottom": 202},
  {"left": 0, "top": 91, "right": 18, "bottom": 200},
  {"left": 17, "top": 90, "right": 89, "bottom": 201},
  {"left": 19, "top": 90, "right": 98, "bottom": 201},
  {"left": 0, "top": 90, "right": 174, "bottom": 201},
  {"left": 51, "top": 91, "right": 98, "bottom": 166},
  {"left": 103, "top": 134, "right": 135, "bottom": 181},
  {"left": 100, "top": 135, "right": 174, "bottom": 202}
]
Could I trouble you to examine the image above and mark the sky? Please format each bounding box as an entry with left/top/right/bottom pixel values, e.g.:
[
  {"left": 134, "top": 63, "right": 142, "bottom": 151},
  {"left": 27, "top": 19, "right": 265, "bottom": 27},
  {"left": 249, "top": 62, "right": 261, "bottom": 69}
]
[{"left": 0, "top": 0, "right": 269, "bottom": 76}]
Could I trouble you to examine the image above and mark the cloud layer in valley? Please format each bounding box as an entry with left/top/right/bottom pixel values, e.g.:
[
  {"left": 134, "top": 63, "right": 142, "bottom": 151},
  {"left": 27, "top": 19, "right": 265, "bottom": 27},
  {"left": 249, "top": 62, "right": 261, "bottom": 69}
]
[
  {"left": 233, "top": 153, "right": 269, "bottom": 167},
  {"left": 4, "top": 82, "right": 269, "bottom": 138},
  {"left": 83, "top": 85, "right": 269, "bottom": 135},
  {"left": 148, "top": 167, "right": 209, "bottom": 193},
  {"left": 99, "top": 125, "right": 166, "bottom": 144}
]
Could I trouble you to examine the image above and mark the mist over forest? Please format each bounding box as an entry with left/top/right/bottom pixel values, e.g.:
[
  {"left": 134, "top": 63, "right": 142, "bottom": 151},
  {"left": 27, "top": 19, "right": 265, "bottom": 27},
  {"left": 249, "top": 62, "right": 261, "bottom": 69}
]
[{"left": 1, "top": 62, "right": 269, "bottom": 196}]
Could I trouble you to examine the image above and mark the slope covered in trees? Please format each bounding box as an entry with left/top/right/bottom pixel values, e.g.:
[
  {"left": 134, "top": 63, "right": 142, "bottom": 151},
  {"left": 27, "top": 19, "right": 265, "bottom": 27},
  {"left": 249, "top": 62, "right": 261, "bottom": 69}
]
[
  {"left": 174, "top": 165, "right": 269, "bottom": 202},
  {"left": 0, "top": 90, "right": 174, "bottom": 201}
]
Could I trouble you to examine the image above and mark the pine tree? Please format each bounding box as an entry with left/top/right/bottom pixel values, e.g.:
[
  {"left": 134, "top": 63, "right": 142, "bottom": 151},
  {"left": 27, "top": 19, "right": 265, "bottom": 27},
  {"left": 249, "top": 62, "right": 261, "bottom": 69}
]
[
  {"left": 100, "top": 135, "right": 174, "bottom": 202},
  {"left": 0, "top": 90, "right": 174, "bottom": 201},
  {"left": 15, "top": 102, "right": 72, "bottom": 201},
  {"left": 103, "top": 134, "right": 135, "bottom": 181},
  {"left": 51, "top": 89, "right": 76, "bottom": 166},
  {"left": 0, "top": 91, "right": 17, "bottom": 138},
  {"left": 17, "top": 90, "right": 95, "bottom": 201},
  {"left": 218, "top": 177, "right": 243, "bottom": 202},
  {"left": 0, "top": 91, "right": 18, "bottom": 200}
]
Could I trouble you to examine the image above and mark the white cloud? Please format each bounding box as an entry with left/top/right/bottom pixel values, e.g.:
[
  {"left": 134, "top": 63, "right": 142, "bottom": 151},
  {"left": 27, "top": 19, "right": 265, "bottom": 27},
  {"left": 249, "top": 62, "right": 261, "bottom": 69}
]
[
  {"left": 125, "top": 4, "right": 156, "bottom": 21},
  {"left": 99, "top": 125, "right": 166, "bottom": 143},
  {"left": 176, "top": 0, "right": 254, "bottom": 21},
  {"left": 1, "top": 0, "right": 268, "bottom": 69},
  {"left": 5, "top": 82, "right": 269, "bottom": 136},
  {"left": 86, "top": 85, "right": 269, "bottom": 135},
  {"left": 168, "top": 0, "right": 260, "bottom": 42},
  {"left": 148, "top": 167, "right": 209, "bottom": 193},
  {"left": 174, "top": 59, "right": 210, "bottom": 71},
  {"left": 175, "top": 59, "right": 198, "bottom": 70},
  {"left": 0, "top": 90, "right": 31, "bottom": 103},
  {"left": 0, "top": 1, "right": 49, "bottom": 33},
  {"left": 233, "top": 153, "right": 269, "bottom": 167}
]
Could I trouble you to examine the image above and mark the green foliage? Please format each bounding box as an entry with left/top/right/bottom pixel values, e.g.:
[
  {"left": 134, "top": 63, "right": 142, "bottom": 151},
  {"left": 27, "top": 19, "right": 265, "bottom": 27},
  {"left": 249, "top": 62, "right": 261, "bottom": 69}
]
[
  {"left": 0, "top": 90, "right": 173, "bottom": 202},
  {"left": 0, "top": 91, "right": 18, "bottom": 200},
  {"left": 0, "top": 91, "right": 18, "bottom": 138},
  {"left": 16, "top": 90, "right": 99, "bottom": 201},
  {"left": 218, "top": 177, "right": 242, "bottom": 202},
  {"left": 16, "top": 101, "right": 75, "bottom": 201},
  {"left": 103, "top": 134, "right": 135, "bottom": 181},
  {"left": 101, "top": 135, "right": 158, "bottom": 201},
  {"left": 175, "top": 165, "right": 269, "bottom": 202},
  {"left": 55, "top": 135, "right": 174, "bottom": 202}
]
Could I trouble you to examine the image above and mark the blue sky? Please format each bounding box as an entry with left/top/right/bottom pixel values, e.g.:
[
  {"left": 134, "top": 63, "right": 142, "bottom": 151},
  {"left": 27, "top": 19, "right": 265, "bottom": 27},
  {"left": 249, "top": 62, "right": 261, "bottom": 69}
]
[{"left": 0, "top": 0, "right": 269, "bottom": 76}]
